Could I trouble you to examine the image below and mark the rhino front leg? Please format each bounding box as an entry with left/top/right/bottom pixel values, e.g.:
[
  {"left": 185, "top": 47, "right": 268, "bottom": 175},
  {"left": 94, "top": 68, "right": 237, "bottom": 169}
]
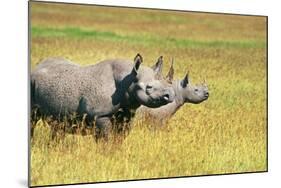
[{"left": 95, "top": 116, "right": 112, "bottom": 141}]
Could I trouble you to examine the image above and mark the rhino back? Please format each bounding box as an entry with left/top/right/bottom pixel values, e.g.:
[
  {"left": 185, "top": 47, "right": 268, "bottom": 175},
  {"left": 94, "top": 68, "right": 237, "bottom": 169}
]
[{"left": 31, "top": 58, "right": 118, "bottom": 117}]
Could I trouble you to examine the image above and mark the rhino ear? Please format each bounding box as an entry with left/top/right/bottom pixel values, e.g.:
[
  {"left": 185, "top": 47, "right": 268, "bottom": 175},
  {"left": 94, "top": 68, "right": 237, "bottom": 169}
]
[
  {"left": 132, "top": 53, "right": 143, "bottom": 74},
  {"left": 166, "top": 58, "right": 174, "bottom": 83},
  {"left": 181, "top": 72, "right": 189, "bottom": 88},
  {"left": 151, "top": 56, "right": 163, "bottom": 79}
]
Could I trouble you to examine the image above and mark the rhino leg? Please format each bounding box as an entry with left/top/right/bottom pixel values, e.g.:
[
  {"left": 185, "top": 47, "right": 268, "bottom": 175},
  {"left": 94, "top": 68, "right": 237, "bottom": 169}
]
[
  {"left": 95, "top": 116, "right": 112, "bottom": 141},
  {"left": 112, "top": 108, "right": 135, "bottom": 136}
]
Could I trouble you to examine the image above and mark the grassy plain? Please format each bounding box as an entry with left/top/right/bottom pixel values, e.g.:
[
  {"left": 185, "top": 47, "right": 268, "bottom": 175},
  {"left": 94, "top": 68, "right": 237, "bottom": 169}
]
[{"left": 30, "top": 2, "right": 267, "bottom": 186}]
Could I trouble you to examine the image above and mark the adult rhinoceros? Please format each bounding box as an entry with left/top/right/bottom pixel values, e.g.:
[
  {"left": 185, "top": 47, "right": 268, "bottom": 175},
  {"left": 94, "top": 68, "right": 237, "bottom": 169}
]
[{"left": 31, "top": 54, "right": 175, "bottom": 140}]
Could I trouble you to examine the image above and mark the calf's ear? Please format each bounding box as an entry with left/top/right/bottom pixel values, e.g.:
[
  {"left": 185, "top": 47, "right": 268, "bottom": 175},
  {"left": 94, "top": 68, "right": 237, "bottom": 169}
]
[
  {"left": 166, "top": 58, "right": 174, "bottom": 83},
  {"left": 151, "top": 56, "right": 163, "bottom": 79},
  {"left": 132, "top": 53, "right": 143, "bottom": 74},
  {"left": 181, "top": 72, "right": 189, "bottom": 88}
]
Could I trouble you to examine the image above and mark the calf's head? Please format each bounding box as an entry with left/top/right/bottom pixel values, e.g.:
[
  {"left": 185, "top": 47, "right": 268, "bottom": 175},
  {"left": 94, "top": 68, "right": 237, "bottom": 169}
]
[
  {"left": 129, "top": 54, "right": 175, "bottom": 108},
  {"left": 178, "top": 73, "right": 209, "bottom": 104}
]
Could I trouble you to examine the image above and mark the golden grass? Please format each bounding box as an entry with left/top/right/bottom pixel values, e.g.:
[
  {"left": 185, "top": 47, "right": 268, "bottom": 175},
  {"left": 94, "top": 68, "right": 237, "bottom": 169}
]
[{"left": 30, "top": 2, "right": 267, "bottom": 186}]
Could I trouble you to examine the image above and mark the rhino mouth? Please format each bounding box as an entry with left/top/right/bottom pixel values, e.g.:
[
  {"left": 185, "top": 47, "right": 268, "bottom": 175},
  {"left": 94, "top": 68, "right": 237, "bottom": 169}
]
[
  {"left": 204, "top": 92, "right": 209, "bottom": 99},
  {"left": 152, "top": 94, "right": 172, "bottom": 105},
  {"left": 163, "top": 94, "right": 170, "bottom": 102}
]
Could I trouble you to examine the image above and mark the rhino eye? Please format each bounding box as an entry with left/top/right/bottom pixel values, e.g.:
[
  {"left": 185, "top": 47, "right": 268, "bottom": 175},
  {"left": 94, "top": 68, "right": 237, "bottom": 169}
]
[
  {"left": 146, "top": 85, "right": 154, "bottom": 94},
  {"left": 195, "top": 88, "right": 198, "bottom": 92}
]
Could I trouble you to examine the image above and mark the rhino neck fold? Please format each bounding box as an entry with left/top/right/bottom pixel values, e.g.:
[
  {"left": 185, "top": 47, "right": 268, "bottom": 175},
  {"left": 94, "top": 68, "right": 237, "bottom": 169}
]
[
  {"left": 173, "top": 80, "right": 185, "bottom": 107},
  {"left": 164, "top": 100, "right": 182, "bottom": 118}
]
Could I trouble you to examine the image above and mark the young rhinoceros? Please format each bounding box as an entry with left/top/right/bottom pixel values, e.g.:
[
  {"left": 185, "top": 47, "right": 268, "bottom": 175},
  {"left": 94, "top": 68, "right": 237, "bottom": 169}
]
[
  {"left": 31, "top": 54, "right": 175, "bottom": 140},
  {"left": 137, "top": 60, "right": 209, "bottom": 126}
]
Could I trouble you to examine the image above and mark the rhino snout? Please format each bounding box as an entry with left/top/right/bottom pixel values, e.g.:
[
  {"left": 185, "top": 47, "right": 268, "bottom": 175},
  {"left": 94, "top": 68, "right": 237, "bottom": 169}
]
[
  {"left": 204, "top": 91, "right": 209, "bottom": 98},
  {"left": 203, "top": 89, "right": 209, "bottom": 100}
]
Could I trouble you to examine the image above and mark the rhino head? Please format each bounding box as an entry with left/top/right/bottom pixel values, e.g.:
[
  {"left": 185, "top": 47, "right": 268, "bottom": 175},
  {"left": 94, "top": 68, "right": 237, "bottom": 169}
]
[
  {"left": 178, "top": 73, "right": 209, "bottom": 104},
  {"left": 128, "top": 54, "right": 175, "bottom": 108},
  {"left": 165, "top": 59, "right": 209, "bottom": 104}
]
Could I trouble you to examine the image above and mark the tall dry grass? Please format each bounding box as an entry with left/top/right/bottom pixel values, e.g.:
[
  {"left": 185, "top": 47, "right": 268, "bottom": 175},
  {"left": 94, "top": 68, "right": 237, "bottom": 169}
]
[{"left": 30, "top": 2, "right": 267, "bottom": 186}]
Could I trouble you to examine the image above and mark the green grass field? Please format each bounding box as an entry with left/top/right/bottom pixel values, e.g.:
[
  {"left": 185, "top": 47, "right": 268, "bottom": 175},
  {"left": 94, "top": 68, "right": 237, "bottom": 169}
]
[{"left": 30, "top": 2, "right": 267, "bottom": 186}]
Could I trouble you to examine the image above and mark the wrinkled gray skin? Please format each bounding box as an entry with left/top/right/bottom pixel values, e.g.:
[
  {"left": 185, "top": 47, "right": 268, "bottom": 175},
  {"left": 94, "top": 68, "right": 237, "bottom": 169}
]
[
  {"left": 137, "top": 61, "right": 209, "bottom": 126},
  {"left": 31, "top": 54, "right": 175, "bottom": 139}
]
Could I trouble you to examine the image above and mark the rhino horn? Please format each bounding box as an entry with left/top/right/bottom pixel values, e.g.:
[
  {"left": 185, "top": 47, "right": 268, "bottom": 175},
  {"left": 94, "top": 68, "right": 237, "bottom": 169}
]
[
  {"left": 166, "top": 57, "right": 174, "bottom": 83},
  {"left": 203, "top": 78, "right": 208, "bottom": 87},
  {"left": 151, "top": 56, "right": 163, "bottom": 79}
]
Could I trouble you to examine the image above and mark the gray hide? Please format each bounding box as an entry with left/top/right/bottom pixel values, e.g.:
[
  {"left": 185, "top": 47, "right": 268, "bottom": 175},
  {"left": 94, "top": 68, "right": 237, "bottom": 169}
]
[
  {"left": 31, "top": 54, "right": 175, "bottom": 139},
  {"left": 137, "top": 60, "right": 209, "bottom": 126}
]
